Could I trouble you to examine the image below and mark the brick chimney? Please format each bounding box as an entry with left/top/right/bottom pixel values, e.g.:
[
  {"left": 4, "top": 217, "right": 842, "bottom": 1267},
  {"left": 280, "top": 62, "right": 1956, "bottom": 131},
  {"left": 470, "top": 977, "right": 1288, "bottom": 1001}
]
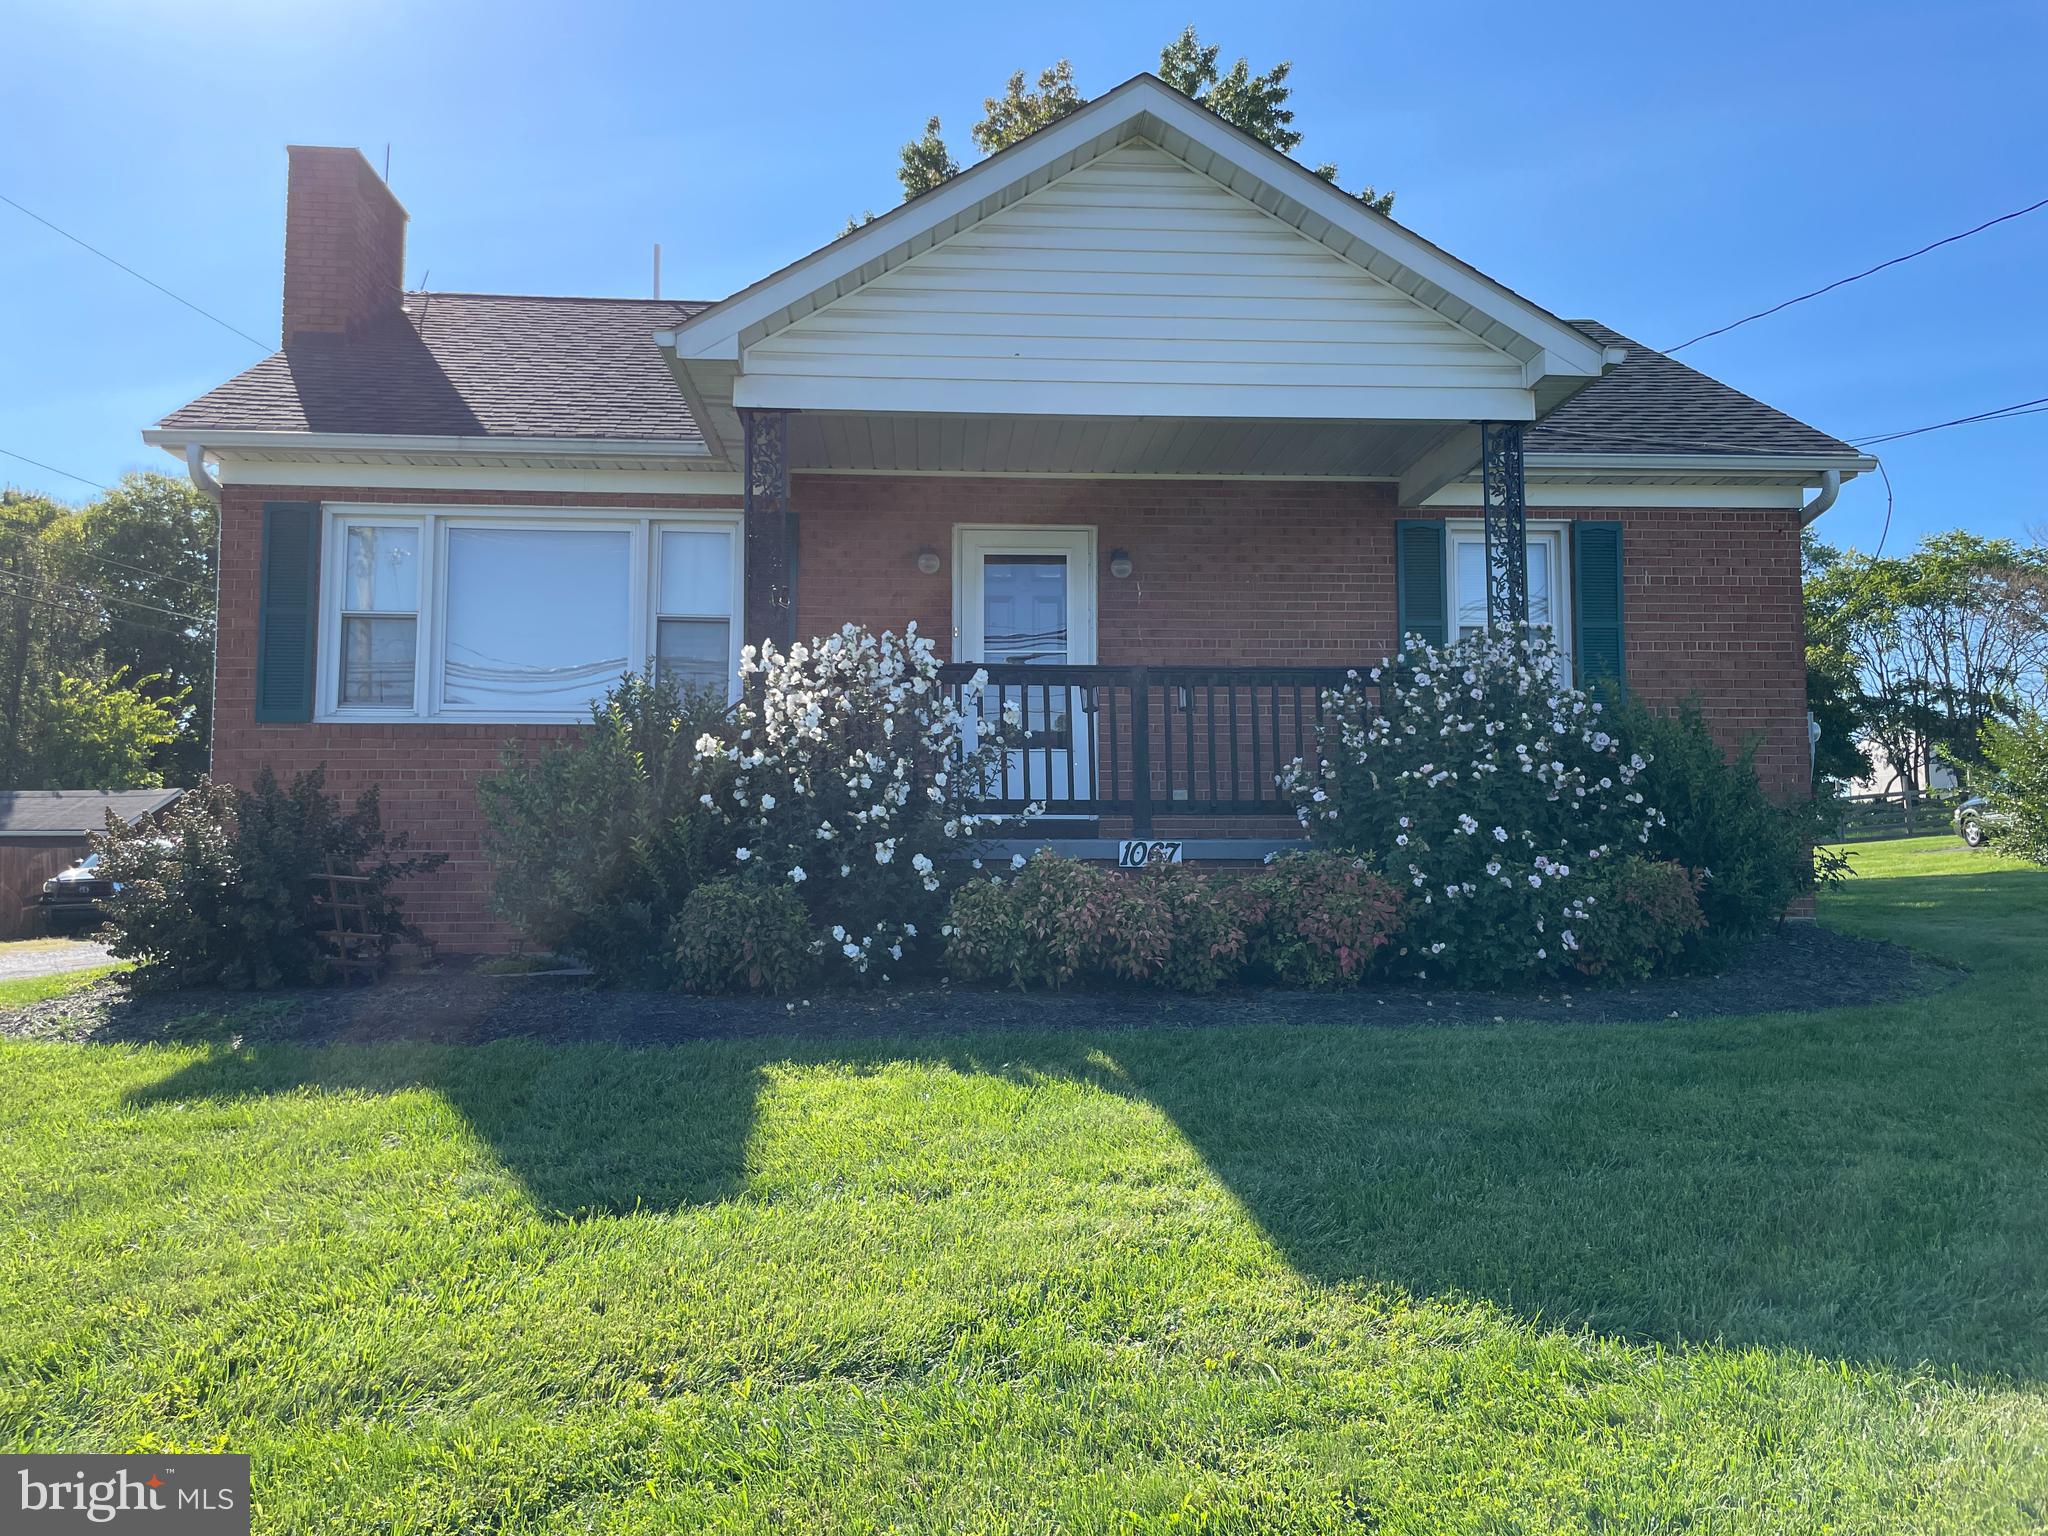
[{"left": 281, "top": 145, "right": 408, "bottom": 344}]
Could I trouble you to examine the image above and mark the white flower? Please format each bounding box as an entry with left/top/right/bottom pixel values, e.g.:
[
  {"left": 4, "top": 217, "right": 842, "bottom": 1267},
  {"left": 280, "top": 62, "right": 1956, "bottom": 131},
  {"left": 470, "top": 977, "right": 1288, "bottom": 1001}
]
[
  {"left": 788, "top": 865, "right": 807, "bottom": 883},
  {"left": 759, "top": 793, "right": 776, "bottom": 810},
  {"left": 842, "top": 942, "right": 862, "bottom": 959},
  {"left": 1010, "top": 853, "right": 1027, "bottom": 870},
  {"left": 1493, "top": 826, "right": 1509, "bottom": 843},
  {"left": 831, "top": 925, "right": 847, "bottom": 942},
  {"left": 1527, "top": 873, "right": 1543, "bottom": 888},
  {"left": 735, "top": 847, "right": 751, "bottom": 862},
  {"left": 911, "top": 853, "right": 934, "bottom": 875}
]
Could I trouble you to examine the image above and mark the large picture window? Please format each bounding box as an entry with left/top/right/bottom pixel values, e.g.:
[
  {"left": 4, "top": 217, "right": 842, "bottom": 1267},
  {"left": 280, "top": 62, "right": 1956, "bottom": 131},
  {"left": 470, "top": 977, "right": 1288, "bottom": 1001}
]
[{"left": 318, "top": 508, "right": 743, "bottom": 722}]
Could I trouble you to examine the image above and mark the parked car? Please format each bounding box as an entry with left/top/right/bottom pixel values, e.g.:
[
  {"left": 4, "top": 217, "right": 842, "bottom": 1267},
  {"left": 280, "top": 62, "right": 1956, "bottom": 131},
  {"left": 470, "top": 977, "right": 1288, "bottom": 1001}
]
[
  {"left": 38, "top": 853, "right": 115, "bottom": 931},
  {"left": 1953, "top": 796, "right": 2006, "bottom": 848}
]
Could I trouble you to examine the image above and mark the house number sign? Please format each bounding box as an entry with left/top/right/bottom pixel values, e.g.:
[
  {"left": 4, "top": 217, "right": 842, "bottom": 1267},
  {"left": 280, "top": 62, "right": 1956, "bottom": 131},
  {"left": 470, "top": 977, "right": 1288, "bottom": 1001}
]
[{"left": 1116, "top": 840, "right": 1184, "bottom": 867}]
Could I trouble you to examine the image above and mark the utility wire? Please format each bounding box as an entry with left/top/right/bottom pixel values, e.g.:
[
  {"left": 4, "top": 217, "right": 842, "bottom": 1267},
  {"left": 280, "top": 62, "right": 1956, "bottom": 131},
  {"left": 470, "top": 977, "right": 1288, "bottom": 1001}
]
[
  {"left": 0, "top": 562, "right": 205, "bottom": 628},
  {"left": 0, "top": 506, "right": 214, "bottom": 601},
  {"left": 0, "top": 446, "right": 108, "bottom": 492},
  {"left": 0, "top": 191, "right": 272, "bottom": 352},
  {"left": 0, "top": 570, "right": 199, "bottom": 642},
  {"left": 1849, "top": 394, "right": 2048, "bottom": 447},
  {"left": 1664, "top": 194, "right": 2048, "bottom": 354}
]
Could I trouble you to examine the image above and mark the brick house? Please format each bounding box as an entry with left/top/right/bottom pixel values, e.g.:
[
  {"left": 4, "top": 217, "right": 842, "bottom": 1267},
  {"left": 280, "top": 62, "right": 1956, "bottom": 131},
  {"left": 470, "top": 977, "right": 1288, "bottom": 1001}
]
[{"left": 146, "top": 76, "right": 1872, "bottom": 949}]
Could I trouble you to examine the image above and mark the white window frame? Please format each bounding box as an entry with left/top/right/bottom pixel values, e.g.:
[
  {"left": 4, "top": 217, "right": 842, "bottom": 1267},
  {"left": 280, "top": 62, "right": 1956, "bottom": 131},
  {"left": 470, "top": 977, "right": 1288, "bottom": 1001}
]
[
  {"left": 1444, "top": 518, "right": 1573, "bottom": 675},
  {"left": 316, "top": 505, "right": 744, "bottom": 724}
]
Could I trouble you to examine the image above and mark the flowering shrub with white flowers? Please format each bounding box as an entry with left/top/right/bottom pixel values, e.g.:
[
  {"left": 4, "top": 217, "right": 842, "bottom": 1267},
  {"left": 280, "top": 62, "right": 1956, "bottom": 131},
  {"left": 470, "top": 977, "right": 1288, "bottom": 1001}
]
[
  {"left": 1289, "top": 630, "right": 1667, "bottom": 986},
  {"left": 696, "top": 623, "right": 1023, "bottom": 980}
]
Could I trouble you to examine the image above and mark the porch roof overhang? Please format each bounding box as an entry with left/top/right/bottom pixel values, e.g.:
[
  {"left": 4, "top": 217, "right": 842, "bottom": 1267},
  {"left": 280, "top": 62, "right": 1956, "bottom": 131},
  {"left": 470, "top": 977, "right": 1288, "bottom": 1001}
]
[{"left": 657, "top": 74, "right": 1622, "bottom": 489}]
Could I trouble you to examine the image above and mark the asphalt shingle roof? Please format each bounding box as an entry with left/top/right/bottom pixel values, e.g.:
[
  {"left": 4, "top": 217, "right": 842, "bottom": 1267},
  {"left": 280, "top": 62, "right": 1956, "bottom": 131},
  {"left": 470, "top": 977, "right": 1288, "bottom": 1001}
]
[
  {"left": 0, "top": 789, "right": 183, "bottom": 836},
  {"left": 157, "top": 293, "right": 711, "bottom": 444},
  {"left": 157, "top": 301, "right": 1859, "bottom": 463},
  {"left": 1533, "top": 321, "right": 1861, "bottom": 459}
]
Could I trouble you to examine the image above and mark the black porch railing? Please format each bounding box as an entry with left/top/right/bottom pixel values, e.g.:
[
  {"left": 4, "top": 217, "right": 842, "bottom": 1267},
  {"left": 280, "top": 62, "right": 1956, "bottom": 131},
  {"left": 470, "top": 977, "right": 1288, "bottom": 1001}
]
[{"left": 937, "top": 664, "right": 1372, "bottom": 834}]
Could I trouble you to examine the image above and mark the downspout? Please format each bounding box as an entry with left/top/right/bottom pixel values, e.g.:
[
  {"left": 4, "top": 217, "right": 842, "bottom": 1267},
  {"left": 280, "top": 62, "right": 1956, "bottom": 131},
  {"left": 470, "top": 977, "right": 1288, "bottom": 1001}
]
[
  {"left": 182, "top": 440, "right": 223, "bottom": 782},
  {"left": 183, "top": 442, "right": 222, "bottom": 503},
  {"left": 1799, "top": 467, "right": 1842, "bottom": 524}
]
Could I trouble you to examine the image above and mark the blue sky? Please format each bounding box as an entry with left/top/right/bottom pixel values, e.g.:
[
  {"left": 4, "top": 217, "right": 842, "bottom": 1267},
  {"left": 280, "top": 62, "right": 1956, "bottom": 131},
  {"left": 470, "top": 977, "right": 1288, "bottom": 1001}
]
[{"left": 5, "top": 0, "right": 2043, "bottom": 554}]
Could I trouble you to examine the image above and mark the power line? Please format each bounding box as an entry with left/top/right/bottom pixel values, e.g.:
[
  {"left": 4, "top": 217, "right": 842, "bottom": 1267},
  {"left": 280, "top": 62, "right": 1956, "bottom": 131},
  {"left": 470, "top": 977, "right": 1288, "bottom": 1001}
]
[
  {"left": 0, "top": 506, "right": 214, "bottom": 601},
  {"left": 0, "top": 562, "right": 205, "bottom": 628},
  {"left": 0, "top": 570, "right": 198, "bottom": 643},
  {"left": 1849, "top": 394, "right": 2048, "bottom": 448},
  {"left": 1664, "top": 194, "right": 2048, "bottom": 354},
  {"left": 0, "top": 446, "right": 108, "bottom": 492},
  {"left": 0, "top": 191, "right": 272, "bottom": 352}
]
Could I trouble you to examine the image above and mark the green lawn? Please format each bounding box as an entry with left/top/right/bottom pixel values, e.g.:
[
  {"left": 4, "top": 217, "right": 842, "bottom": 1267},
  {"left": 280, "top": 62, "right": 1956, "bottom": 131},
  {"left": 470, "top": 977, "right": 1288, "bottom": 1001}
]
[
  {"left": 0, "top": 960, "right": 121, "bottom": 1012},
  {"left": 1, "top": 837, "right": 2043, "bottom": 1532}
]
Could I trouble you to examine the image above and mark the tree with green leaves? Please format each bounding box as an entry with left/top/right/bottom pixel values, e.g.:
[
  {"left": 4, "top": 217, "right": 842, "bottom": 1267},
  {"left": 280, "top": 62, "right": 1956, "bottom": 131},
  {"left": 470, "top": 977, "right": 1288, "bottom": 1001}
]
[
  {"left": 27, "top": 670, "right": 185, "bottom": 789},
  {"left": 880, "top": 29, "right": 1393, "bottom": 219},
  {"left": 0, "top": 471, "right": 216, "bottom": 789},
  {"left": 1804, "top": 530, "right": 2048, "bottom": 810}
]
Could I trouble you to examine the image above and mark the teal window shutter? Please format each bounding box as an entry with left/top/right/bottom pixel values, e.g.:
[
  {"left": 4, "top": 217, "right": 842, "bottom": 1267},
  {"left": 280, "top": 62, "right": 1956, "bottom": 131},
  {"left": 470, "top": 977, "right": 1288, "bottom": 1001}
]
[
  {"left": 1394, "top": 520, "right": 1447, "bottom": 649},
  {"left": 1573, "top": 520, "right": 1626, "bottom": 693},
  {"left": 255, "top": 502, "right": 320, "bottom": 722}
]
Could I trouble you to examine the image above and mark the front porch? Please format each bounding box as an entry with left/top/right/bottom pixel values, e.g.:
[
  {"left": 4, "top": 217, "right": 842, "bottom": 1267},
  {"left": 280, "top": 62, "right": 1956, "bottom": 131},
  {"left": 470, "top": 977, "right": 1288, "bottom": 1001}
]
[{"left": 939, "top": 661, "right": 1352, "bottom": 852}]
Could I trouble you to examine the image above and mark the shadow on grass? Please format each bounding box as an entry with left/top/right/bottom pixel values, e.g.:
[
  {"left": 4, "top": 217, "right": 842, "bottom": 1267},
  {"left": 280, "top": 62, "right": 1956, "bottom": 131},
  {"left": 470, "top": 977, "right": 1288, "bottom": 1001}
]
[{"left": 118, "top": 863, "right": 2047, "bottom": 1381}]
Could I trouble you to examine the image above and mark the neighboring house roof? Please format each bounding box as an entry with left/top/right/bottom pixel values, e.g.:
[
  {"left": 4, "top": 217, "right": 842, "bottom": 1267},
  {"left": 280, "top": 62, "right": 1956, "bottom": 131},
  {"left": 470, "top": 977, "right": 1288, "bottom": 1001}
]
[
  {"left": 0, "top": 789, "right": 183, "bottom": 838},
  {"left": 1530, "top": 322, "right": 1861, "bottom": 459},
  {"left": 157, "top": 294, "right": 711, "bottom": 445},
  {"left": 155, "top": 300, "right": 1859, "bottom": 466}
]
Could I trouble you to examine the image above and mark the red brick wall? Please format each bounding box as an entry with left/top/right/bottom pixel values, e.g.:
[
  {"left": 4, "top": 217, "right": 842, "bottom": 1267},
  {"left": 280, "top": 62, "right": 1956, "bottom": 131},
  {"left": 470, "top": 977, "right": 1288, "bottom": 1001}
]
[
  {"left": 796, "top": 476, "right": 1811, "bottom": 799},
  {"left": 212, "top": 476, "right": 1809, "bottom": 950},
  {"left": 212, "top": 484, "right": 744, "bottom": 952},
  {"left": 283, "top": 146, "right": 408, "bottom": 341}
]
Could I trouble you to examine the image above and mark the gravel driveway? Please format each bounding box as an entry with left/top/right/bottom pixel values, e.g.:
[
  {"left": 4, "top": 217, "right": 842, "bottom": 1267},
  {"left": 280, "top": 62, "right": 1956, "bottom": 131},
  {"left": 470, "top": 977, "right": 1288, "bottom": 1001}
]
[{"left": 0, "top": 939, "right": 116, "bottom": 981}]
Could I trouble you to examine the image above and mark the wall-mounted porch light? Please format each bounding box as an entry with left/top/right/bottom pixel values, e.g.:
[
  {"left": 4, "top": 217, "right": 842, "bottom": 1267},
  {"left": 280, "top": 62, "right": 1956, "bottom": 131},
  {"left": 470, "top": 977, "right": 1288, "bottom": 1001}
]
[
  {"left": 916, "top": 547, "right": 941, "bottom": 575},
  {"left": 1108, "top": 548, "right": 1134, "bottom": 579}
]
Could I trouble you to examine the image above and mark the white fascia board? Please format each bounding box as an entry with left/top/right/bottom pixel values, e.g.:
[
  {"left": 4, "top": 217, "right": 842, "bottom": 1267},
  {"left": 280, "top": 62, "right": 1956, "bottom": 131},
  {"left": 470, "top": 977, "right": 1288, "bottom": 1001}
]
[
  {"left": 672, "top": 74, "right": 1608, "bottom": 379},
  {"left": 1524, "top": 451, "right": 1878, "bottom": 479},
  {"left": 731, "top": 374, "right": 1538, "bottom": 422},
  {"left": 1425, "top": 481, "right": 1810, "bottom": 510},
  {"left": 142, "top": 428, "right": 716, "bottom": 461},
  {"left": 211, "top": 460, "right": 744, "bottom": 495}
]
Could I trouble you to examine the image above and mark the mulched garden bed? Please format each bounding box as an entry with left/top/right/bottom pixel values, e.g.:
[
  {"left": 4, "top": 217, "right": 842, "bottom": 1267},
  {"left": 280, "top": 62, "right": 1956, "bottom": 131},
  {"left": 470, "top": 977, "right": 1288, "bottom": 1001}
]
[{"left": 0, "top": 922, "right": 1954, "bottom": 1049}]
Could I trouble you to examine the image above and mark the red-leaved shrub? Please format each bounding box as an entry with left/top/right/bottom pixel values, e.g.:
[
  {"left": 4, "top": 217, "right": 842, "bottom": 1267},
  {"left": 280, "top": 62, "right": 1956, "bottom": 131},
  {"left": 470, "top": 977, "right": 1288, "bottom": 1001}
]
[
  {"left": 1571, "top": 856, "right": 1705, "bottom": 980},
  {"left": 1234, "top": 852, "right": 1405, "bottom": 988}
]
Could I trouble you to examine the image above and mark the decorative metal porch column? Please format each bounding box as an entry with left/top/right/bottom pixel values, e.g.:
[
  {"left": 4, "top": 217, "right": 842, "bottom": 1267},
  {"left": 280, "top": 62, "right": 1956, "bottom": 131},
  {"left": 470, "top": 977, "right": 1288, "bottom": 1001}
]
[
  {"left": 740, "top": 408, "right": 796, "bottom": 651},
  {"left": 1479, "top": 420, "right": 1530, "bottom": 632}
]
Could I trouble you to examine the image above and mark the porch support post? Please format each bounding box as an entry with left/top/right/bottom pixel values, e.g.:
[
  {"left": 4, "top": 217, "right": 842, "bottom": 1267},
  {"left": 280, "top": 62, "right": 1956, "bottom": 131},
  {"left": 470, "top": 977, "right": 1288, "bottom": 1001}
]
[
  {"left": 740, "top": 408, "right": 796, "bottom": 652},
  {"left": 1480, "top": 420, "right": 1529, "bottom": 633}
]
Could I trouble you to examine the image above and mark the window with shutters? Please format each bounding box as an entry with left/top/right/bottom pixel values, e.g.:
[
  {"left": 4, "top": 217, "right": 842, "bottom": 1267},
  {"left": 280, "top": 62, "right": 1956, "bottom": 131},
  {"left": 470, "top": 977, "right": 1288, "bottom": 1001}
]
[
  {"left": 1444, "top": 520, "right": 1573, "bottom": 678},
  {"left": 316, "top": 507, "right": 744, "bottom": 722}
]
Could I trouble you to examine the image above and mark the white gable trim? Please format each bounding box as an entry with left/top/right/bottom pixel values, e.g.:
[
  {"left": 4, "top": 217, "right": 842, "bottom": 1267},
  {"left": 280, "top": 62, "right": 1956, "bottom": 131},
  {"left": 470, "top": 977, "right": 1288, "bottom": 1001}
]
[{"left": 664, "top": 75, "right": 1612, "bottom": 381}]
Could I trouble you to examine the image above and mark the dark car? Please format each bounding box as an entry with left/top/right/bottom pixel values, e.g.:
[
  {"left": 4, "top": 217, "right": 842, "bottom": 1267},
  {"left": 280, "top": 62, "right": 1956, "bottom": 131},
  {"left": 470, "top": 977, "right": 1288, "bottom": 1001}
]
[
  {"left": 1953, "top": 796, "right": 2006, "bottom": 848},
  {"left": 38, "top": 852, "right": 115, "bottom": 931}
]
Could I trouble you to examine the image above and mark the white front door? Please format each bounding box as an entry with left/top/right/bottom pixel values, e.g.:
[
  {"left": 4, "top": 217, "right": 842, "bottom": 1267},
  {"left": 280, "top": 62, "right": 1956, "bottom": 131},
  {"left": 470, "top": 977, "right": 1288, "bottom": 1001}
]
[{"left": 955, "top": 526, "right": 1096, "bottom": 806}]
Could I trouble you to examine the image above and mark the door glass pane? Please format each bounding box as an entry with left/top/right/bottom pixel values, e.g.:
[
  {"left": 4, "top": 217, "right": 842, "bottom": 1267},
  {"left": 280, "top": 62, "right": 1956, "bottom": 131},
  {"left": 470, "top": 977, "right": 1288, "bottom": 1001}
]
[
  {"left": 657, "top": 618, "right": 730, "bottom": 694},
  {"left": 1527, "top": 539, "right": 1553, "bottom": 633},
  {"left": 983, "top": 554, "right": 1068, "bottom": 664},
  {"left": 1454, "top": 540, "right": 1486, "bottom": 640},
  {"left": 659, "top": 529, "right": 733, "bottom": 615},
  {"left": 345, "top": 526, "right": 419, "bottom": 612},
  {"left": 442, "top": 528, "right": 630, "bottom": 711},
  {"left": 340, "top": 616, "right": 417, "bottom": 706}
]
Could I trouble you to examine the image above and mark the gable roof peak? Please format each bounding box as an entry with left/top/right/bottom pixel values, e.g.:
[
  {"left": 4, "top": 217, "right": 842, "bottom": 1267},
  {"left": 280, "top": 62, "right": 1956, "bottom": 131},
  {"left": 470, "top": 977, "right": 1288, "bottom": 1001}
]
[{"left": 666, "top": 75, "right": 1610, "bottom": 381}]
